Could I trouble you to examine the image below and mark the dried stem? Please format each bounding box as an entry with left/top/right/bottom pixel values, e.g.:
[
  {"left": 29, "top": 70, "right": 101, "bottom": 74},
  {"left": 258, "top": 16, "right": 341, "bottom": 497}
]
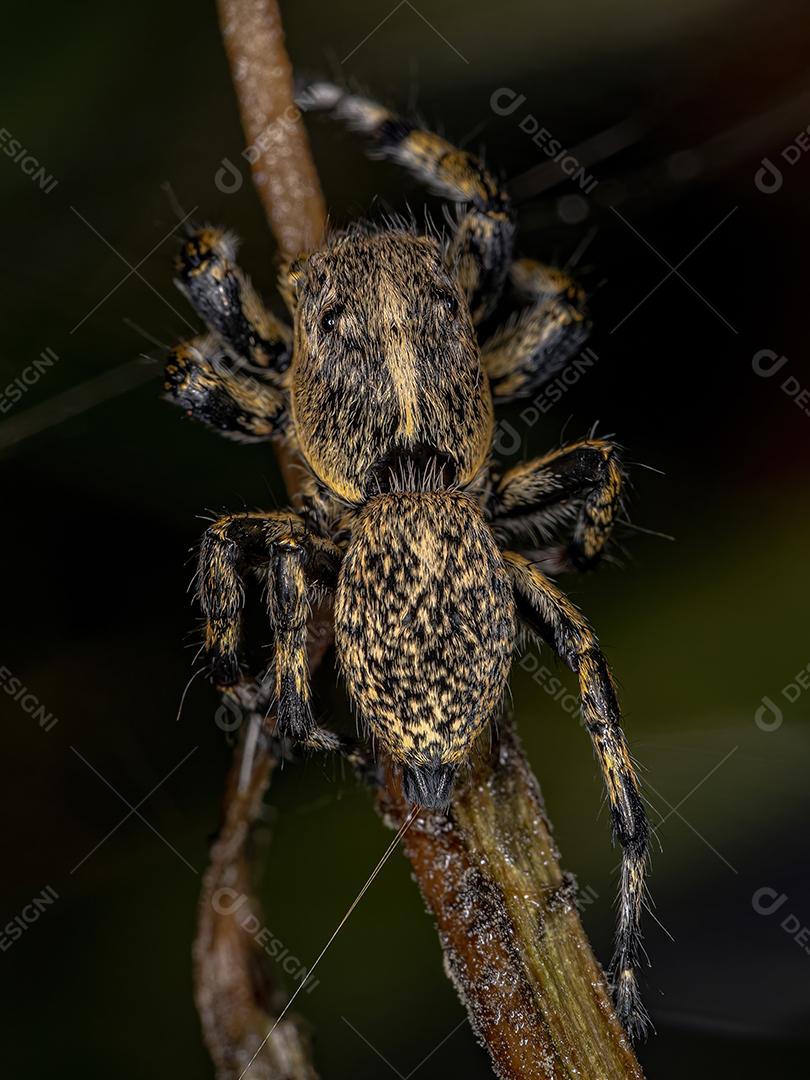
[
  {"left": 195, "top": 1, "right": 646, "bottom": 1077},
  {"left": 379, "top": 729, "right": 644, "bottom": 1078},
  {"left": 193, "top": 706, "right": 319, "bottom": 1080},
  {"left": 217, "top": 0, "right": 326, "bottom": 259}
]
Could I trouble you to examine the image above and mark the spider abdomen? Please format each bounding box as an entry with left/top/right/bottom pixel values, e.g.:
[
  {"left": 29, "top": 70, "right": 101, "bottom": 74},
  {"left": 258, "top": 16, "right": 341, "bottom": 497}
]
[{"left": 334, "top": 491, "right": 516, "bottom": 809}]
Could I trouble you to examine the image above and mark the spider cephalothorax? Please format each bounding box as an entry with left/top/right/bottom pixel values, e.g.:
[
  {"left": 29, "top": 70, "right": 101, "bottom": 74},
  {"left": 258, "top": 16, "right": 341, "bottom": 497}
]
[
  {"left": 164, "top": 83, "right": 649, "bottom": 1039},
  {"left": 287, "top": 227, "right": 492, "bottom": 502}
]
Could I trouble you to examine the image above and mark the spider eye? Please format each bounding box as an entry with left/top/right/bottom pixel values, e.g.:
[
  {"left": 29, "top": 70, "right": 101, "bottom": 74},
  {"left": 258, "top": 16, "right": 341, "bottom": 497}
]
[
  {"left": 320, "top": 307, "right": 340, "bottom": 332},
  {"left": 442, "top": 293, "right": 459, "bottom": 318}
]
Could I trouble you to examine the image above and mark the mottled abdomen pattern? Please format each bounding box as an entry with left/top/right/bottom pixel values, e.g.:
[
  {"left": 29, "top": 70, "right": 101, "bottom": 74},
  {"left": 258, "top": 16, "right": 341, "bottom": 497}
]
[{"left": 335, "top": 492, "right": 516, "bottom": 807}]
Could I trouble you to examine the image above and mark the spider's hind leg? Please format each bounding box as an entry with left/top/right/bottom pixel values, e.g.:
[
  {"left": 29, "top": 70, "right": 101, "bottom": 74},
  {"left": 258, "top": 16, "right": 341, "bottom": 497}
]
[
  {"left": 197, "top": 510, "right": 341, "bottom": 750},
  {"left": 481, "top": 257, "right": 591, "bottom": 401},
  {"left": 504, "top": 552, "right": 650, "bottom": 1040},
  {"left": 298, "top": 82, "right": 515, "bottom": 323}
]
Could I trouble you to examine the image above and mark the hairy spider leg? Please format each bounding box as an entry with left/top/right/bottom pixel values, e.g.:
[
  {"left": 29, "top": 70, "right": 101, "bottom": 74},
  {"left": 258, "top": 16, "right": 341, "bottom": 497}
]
[
  {"left": 480, "top": 258, "right": 591, "bottom": 401},
  {"left": 504, "top": 551, "right": 649, "bottom": 1040},
  {"left": 491, "top": 439, "right": 624, "bottom": 570},
  {"left": 174, "top": 224, "right": 292, "bottom": 376},
  {"left": 297, "top": 82, "right": 515, "bottom": 324},
  {"left": 197, "top": 510, "right": 341, "bottom": 749},
  {"left": 164, "top": 336, "right": 287, "bottom": 441}
]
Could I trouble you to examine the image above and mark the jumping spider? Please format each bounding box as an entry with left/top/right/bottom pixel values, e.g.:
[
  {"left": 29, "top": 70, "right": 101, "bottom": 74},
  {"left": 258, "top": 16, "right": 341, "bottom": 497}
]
[{"left": 164, "top": 83, "right": 649, "bottom": 1038}]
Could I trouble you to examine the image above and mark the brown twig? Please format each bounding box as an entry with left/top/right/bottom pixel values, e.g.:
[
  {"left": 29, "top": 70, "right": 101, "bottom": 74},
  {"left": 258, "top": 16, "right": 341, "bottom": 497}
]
[
  {"left": 379, "top": 730, "right": 644, "bottom": 1079},
  {"left": 195, "top": 1, "right": 647, "bottom": 1077},
  {"left": 192, "top": 5, "right": 334, "bottom": 1075},
  {"left": 217, "top": 0, "right": 326, "bottom": 259},
  {"left": 193, "top": 701, "right": 318, "bottom": 1080}
]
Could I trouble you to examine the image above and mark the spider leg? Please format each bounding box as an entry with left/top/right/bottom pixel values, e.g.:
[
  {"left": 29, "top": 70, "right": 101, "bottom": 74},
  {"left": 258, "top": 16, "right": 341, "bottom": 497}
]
[
  {"left": 297, "top": 81, "right": 514, "bottom": 323},
  {"left": 503, "top": 551, "right": 649, "bottom": 1041},
  {"left": 490, "top": 439, "right": 623, "bottom": 571},
  {"left": 164, "top": 335, "right": 288, "bottom": 442},
  {"left": 481, "top": 258, "right": 591, "bottom": 401},
  {"left": 175, "top": 225, "right": 292, "bottom": 376},
  {"left": 198, "top": 510, "right": 341, "bottom": 749}
]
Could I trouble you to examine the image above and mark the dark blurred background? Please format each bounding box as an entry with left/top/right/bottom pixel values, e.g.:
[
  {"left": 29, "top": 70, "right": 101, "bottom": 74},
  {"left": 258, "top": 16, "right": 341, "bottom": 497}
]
[{"left": 3, "top": 1, "right": 810, "bottom": 1076}]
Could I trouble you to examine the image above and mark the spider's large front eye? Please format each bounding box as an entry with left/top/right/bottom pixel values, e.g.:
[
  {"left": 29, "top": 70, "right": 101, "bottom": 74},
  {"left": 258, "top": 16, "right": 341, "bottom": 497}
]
[
  {"left": 441, "top": 293, "right": 459, "bottom": 318},
  {"left": 320, "top": 306, "right": 341, "bottom": 333}
]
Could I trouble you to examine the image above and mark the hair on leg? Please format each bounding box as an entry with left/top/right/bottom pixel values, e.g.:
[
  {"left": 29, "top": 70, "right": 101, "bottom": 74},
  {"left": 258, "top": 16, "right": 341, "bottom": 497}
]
[{"left": 503, "top": 550, "right": 650, "bottom": 1039}]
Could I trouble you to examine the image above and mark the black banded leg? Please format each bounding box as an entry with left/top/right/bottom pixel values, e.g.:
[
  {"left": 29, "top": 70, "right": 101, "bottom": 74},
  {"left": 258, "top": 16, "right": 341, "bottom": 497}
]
[
  {"left": 164, "top": 336, "right": 287, "bottom": 442},
  {"left": 298, "top": 82, "right": 515, "bottom": 323},
  {"left": 490, "top": 439, "right": 624, "bottom": 570},
  {"left": 482, "top": 258, "right": 591, "bottom": 400},
  {"left": 175, "top": 225, "right": 292, "bottom": 375},
  {"left": 197, "top": 510, "right": 341, "bottom": 749},
  {"left": 503, "top": 551, "right": 649, "bottom": 1040}
]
